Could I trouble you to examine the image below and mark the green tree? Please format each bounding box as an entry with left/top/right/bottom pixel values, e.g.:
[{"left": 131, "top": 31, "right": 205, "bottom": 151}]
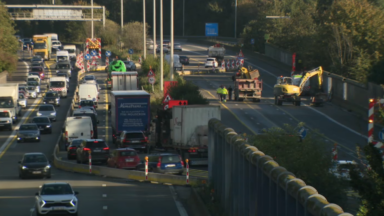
[
  {"left": 0, "top": 1, "right": 19, "bottom": 73},
  {"left": 168, "top": 81, "right": 208, "bottom": 105},
  {"left": 350, "top": 145, "right": 384, "bottom": 216}
]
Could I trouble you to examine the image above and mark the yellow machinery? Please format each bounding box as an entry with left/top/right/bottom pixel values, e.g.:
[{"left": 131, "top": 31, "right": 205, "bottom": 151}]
[{"left": 273, "top": 66, "right": 323, "bottom": 106}]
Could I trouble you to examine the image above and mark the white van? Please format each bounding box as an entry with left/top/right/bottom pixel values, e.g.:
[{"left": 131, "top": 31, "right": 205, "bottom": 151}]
[
  {"left": 78, "top": 83, "right": 99, "bottom": 107},
  {"left": 64, "top": 116, "right": 93, "bottom": 144},
  {"left": 49, "top": 77, "right": 68, "bottom": 98},
  {"left": 56, "top": 50, "right": 69, "bottom": 62},
  {"left": 165, "top": 54, "right": 182, "bottom": 71},
  {"left": 26, "top": 75, "right": 41, "bottom": 86},
  {"left": 63, "top": 45, "right": 77, "bottom": 60}
]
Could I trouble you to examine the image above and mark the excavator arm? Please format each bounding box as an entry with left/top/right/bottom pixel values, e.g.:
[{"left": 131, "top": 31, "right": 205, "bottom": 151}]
[{"left": 298, "top": 66, "right": 323, "bottom": 94}]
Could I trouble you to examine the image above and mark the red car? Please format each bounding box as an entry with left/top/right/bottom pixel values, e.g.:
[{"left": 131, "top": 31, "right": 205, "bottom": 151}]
[
  {"left": 30, "top": 66, "right": 45, "bottom": 80},
  {"left": 107, "top": 148, "right": 141, "bottom": 169}
]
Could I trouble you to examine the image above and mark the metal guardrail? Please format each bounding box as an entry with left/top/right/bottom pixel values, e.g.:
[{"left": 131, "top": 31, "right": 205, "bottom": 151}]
[
  {"left": 9, "top": 12, "right": 103, "bottom": 20},
  {"left": 208, "top": 118, "right": 354, "bottom": 216}
]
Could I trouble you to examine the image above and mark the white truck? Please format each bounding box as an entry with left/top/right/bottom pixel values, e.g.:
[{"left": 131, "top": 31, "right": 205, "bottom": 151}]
[
  {"left": 111, "top": 72, "right": 138, "bottom": 91},
  {"left": 0, "top": 83, "right": 22, "bottom": 124},
  {"left": 165, "top": 54, "right": 183, "bottom": 71},
  {"left": 63, "top": 45, "right": 77, "bottom": 60},
  {"left": 157, "top": 105, "right": 221, "bottom": 165},
  {"left": 64, "top": 116, "right": 94, "bottom": 145},
  {"left": 56, "top": 50, "right": 69, "bottom": 62},
  {"left": 78, "top": 83, "right": 99, "bottom": 107},
  {"left": 49, "top": 77, "right": 68, "bottom": 98},
  {"left": 208, "top": 44, "right": 225, "bottom": 61}
]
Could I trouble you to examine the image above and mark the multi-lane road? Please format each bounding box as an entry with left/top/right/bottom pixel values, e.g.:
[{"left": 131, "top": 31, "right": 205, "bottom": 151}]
[
  {"left": 0, "top": 50, "right": 189, "bottom": 216},
  {"left": 166, "top": 41, "right": 369, "bottom": 161}
]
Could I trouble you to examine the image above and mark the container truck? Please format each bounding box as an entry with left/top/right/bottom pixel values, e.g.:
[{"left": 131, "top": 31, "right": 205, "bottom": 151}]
[
  {"left": 0, "top": 83, "right": 22, "bottom": 124},
  {"left": 156, "top": 105, "right": 221, "bottom": 165},
  {"left": 109, "top": 90, "right": 151, "bottom": 144},
  {"left": 106, "top": 60, "right": 126, "bottom": 89},
  {"left": 33, "top": 35, "right": 52, "bottom": 60},
  {"left": 111, "top": 72, "right": 138, "bottom": 91},
  {"left": 208, "top": 43, "right": 225, "bottom": 62}
]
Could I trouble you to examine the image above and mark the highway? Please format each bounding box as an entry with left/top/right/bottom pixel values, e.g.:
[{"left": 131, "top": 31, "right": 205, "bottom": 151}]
[
  {"left": 0, "top": 50, "right": 188, "bottom": 216},
  {"left": 173, "top": 41, "right": 369, "bottom": 161}
]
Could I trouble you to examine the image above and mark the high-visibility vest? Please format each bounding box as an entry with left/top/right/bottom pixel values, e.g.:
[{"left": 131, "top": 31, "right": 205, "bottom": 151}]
[
  {"left": 222, "top": 88, "right": 228, "bottom": 95},
  {"left": 216, "top": 88, "right": 222, "bottom": 94}
]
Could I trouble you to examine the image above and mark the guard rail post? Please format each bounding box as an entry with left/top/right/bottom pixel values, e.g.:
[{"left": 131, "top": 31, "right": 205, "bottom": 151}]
[
  {"left": 88, "top": 150, "right": 92, "bottom": 174},
  {"left": 145, "top": 156, "right": 148, "bottom": 181},
  {"left": 185, "top": 159, "right": 189, "bottom": 185}
]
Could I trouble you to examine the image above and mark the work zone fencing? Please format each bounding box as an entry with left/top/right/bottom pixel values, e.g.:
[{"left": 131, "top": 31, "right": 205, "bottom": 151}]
[{"left": 208, "top": 118, "right": 353, "bottom": 216}]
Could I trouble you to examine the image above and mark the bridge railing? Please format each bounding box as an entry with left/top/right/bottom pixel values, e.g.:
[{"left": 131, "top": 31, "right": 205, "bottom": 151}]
[{"left": 208, "top": 118, "right": 354, "bottom": 216}]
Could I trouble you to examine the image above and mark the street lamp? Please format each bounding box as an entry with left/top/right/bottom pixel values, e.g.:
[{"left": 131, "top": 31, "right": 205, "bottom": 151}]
[
  {"left": 143, "top": 0, "right": 146, "bottom": 59},
  {"left": 234, "top": 0, "right": 237, "bottom": 38},
  {"left": 121, "top": 0, "right": 124, "bottom": 32},
  {"left": 153, "top": 0, "right": 156, "bottom": 58},
  {"left": 160, "top": 0, "right": 163, "bottom": 91},
  {"left": 91, "top": 0, "right": 94, "bottom": 38},
  {"left": 170, "top": 0, "right": 174, "bottom": 80}
]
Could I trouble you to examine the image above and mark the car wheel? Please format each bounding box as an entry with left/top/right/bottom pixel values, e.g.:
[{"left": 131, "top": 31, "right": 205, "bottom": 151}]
[
  {"left": 19, "top": 173, "right": 24, "bottom": 179},
  {"left": 53, "top": 119, "right": 56, "bottom": 122},
  {"left": 36, "top": 209, "right": 43, "bottom": 216},
  {"left": 17, "top": 140, "right": 21, "bottom": 143}
]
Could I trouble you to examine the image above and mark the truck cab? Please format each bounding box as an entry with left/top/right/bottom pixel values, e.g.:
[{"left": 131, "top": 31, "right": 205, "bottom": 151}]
[{"left": 56, "top": 51, "right": 69, "bottom": 62}]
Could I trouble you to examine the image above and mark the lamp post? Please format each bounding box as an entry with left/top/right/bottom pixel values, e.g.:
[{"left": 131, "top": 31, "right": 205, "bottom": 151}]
[
  {"left": 182, "top": 0, "right": 185, "bottom": 36},
  {"left": 153, "top": 0, "right": 156, "bottom": 58},
  {"left": 170, "top": 0, "right": 174, "bottom": 80},
  {"left": 121, "top": 0, "right": 124, "bottom": 32},
  {"left": 143, "top": 0, "right": 146, "bottom": 59},
  {"left": 234, "top": 0, "right": 237, "bottom": 38},
  {"left": 91, "top": 0, "right": 94, "bottom": 38},
  {"left": 160, "top": 0, "right": 163, "bottom": 91}
]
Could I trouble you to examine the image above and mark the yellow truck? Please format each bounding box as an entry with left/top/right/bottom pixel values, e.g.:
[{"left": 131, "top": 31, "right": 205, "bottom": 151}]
[{"left": 33, "top": 35, "right": 52, "bottom": 60}]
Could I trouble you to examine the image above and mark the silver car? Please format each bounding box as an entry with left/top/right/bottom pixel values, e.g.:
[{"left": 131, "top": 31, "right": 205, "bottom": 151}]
[
  {"left": 26, "top": 86, "right": 38, "bottom": 99},
  {"left": 172, "top": 43, "right": 182, "bottom": 51},
  {"left": 27, "top": 81, "right": 40, "bottom": 93},
  {"left": 17, "top": 123, "right": 41, "bottom": 143},
  {"left": 18, "top": 94, "right": 27, "bottom": 108},
  {"left": 37, "top": 104, "right": 57, "bottom": 122},
  {"left": 55, "top": 60, "right": 72, "bottom": 78}
]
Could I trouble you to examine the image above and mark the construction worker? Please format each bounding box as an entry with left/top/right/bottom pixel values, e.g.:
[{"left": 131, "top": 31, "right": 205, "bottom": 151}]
[
  {"left": 228, "top": 86, "right": 233, "bottom": 101},
  {"left": 221, "top": 86, "right": 228, "bottom": 102},
  {"left": 216, "top": 86, "right": 223, "bottom": 101}
]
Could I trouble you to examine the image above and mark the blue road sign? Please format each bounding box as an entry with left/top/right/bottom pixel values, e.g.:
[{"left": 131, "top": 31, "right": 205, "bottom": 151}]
[
  {"left": 105, "top": 51, "right": 111, "bottom": 57},
  {"left": 298, "top": 127, "right": 307, "bottom": 139},
  {"left": 251, "top": 38, "right": 255, "bottom": 45},
  {"left": 379, "top": 129, "right": 384, "bottom": 141},
  {"left": 128, "top": 49, "right": 134, "bottom": 54},
  {"left": 205, "top": 23, "right": 219, "bottom": 37},
  {"left": 85, "top": 54, "right": 91, "bottom": 60},
  {"left": 91, "top": 50, "right": 97, "bottom": 56}
]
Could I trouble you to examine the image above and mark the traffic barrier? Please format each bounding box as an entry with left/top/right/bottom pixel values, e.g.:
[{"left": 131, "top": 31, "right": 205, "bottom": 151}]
[
  {"left": 208, "top": 118, "right": 353, "bottom": 216},
  {"left": 145, "top": 156, "right": 148, "bottom": 181},
  {"left": 88, "top": 151, "right": 92, "bottom": 174},
  {"left": 186, "top": 159, "right": 189, "bottom": 184}
]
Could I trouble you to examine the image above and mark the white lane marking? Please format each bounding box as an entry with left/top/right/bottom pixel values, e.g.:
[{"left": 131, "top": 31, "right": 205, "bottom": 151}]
[
  {"left": 102, "top": 194, "right": 107, "bottom": 198},
  {"left": 0, "top": 98, "right": 41, "bottom": 153},
  {"left": 103, "top": 206, "right": 108, "bottom": 210},
  {"left": 169, "top": 185, "right": 188, "bottom": 216},
  {"left": 102, "top": 184, "right": 106, "bottom": 187},
  {"left": 184, "top": 44, "right": 366, "bottom": 139}
]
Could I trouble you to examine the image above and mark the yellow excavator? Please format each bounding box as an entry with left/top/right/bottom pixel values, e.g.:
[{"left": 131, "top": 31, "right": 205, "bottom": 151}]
[{"left": 273, "top": 66, "right": 323, "bottom": 106}]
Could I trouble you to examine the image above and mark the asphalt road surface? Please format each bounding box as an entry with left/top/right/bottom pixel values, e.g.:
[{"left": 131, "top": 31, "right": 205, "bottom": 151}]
[{"left": 0, "top": 52, "right": 189, "bottom": 216}]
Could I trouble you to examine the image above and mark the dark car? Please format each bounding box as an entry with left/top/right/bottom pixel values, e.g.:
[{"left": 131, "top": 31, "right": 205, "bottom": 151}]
[
  {"left": 117, "top": 131, "right": 148, "bottom": 151},
  {"left": 30, "top": 66, "right": 45, "bottom": 80},
  {"left": 31, "top": 116, "right": 52, "bottom": 134},
  {"left": 55, "top": 60, "right": 72, "bottom": 78},
  {"left": 43, "top": 91, "right": 60, "bottom": 106},
  {"left": 179, "top": 56, "right": 189, "bottom": 65},
  {"left": 31, "top": 62, "right": 45, "bottom": 68},
  {"left": 31, "top": 55, "right": 44, "bottom": 63},
  {"left": 23, "top": 39, "right": 34, "bottom": 50},
  {"left": 136, "top": 153, "right": 184, "bottom": 175},
  {"left": 124, "top": 61, "right": 137, "bottom": 71},
  {"left": 67, "top": 139, "right": 83, "bottom": 159},
  {"left": 76, "top": 139, "right": 109, "bottom": 164},
  {"left": 16, "top": 123, "right": 40, "bottom": 143},
  {"left": 79, "top": 100, "right": 96, "bottom": 109},
  {"left": 18, "top": 152, "right": 51, "bottom": 179}
]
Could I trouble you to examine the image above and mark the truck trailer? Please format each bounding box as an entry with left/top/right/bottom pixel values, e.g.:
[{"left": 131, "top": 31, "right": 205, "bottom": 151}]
[
  {"left": 109, "top": 90, "right": 151, "bottom": 144},
  {"left": 156, "top": 105, "right": 221, "bottom": 165},
  {"left": 111, "top": 72, "right": 138, "bottom": 91},
  {"left": 0, "top": 83, "right": 22, "bottom": 124}
]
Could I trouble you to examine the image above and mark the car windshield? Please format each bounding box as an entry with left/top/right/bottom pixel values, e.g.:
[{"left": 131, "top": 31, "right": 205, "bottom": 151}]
[
  {"left": 39, "top": 106, "right": 54, "bottom": 111},
  {"left": 31, "top": 68, "right": 42, "bottom": 72},
  {"left": 85, "top": 141, "right": 106, "bottom": 148},
  {"left": 74, "top": 113, "right": 97, "bottom": 124},
  {"left": 45, "top": 92, "right": 58, "bottom": 97},
  {"left": 23, "top": 154, "right": 47, "bottom": 163},
  {"left": 34, "top": 43, "right": 46, "bottom": 49},
  {"left": 0, "top": 112, "right": 10, "bottom": 117},
  {"left": 71, "top": 140, "right": 83, "bottom": 146},
  {"left": 28, "top": 82, "right": 38, "bottom": 86},
  {"left": 207, "top": 59, "right": 214, "bottom": 62},
  {"left": 32, "top": 63, "right": 41, "bottom": 67},
  {"left": 120, "top": 151, "right": 137, "bottom": 156},
  {"left": 27, "top": 86, "right": 36, "bottom": 90},
  {"left": 125, "top": 133, "right": 144, "bottom": 139},
  {"left": 84, "top": 76, "right": 94, "bottom": 80},
  {"left": 58, "top": 56, "right": 68, "bottom": 61},
  {"left": 66, "top": 49, "right": 75, "bottom": 54},
  {"left": 41, "top": 184, "right": 73, "bottom": 195},
  {"left": 20, "top": 124, "right": 38, "bottom": 130},
  {"left": 52, "top": 41, "right": 60, "bottom": 45},
  {"left": 29, "top": 73, "right": 39, "bottom": 76},
  {"left": 0, "top": 99, "right": 14, "bottom": 108},
  {"left": 161, "top": 155, "right": 180, "bottom": 163},
  {"left": 57, "top": 74, "right": 67, "bottom": 78},
  {"left": 50, "top": 81, "right": 65, "bottom": 87},
  {"left": 58, "top": 64, "right": 70, "bottom": 69},
  {"left": 19, "top": 95, "right": 25, "bottom": 99},
  {"left": 28, "top": 78, "right": 38, "bottom": 82},
  {"left": 23, "top": 39, "right": 32, "bottom": 42},
  {"left": 80, "top": 101, "right": 94, "bottom": 106},
  {"left": 33, "top": 117, "right": 50, "bottom": 123}
]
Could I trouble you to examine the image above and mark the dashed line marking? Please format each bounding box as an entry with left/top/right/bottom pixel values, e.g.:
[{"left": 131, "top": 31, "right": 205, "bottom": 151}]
[
  {"left": 102, "top": 194, "right": 107, "bottom": 198},
  {"left": 102, "top": 184, "right": 106, "bottom": 187},
  {"left": 103, "top": 206, "right": 108, "bottom": 210}
]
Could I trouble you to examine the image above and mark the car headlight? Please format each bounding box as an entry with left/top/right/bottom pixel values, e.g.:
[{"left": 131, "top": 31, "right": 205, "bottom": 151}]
[
  {"left": 5, "top": 120, "right": 10, "bottom": 123},
  {"left": 45, "top": 165, "right": 51, "bottom": 169},
  {"left": 37, "top": 112, "right": 42, "bottom": 116},
  {"left": 22, "top": 166, "right": 28, "bottom": 169},
  {"left": 46, "top": 125, "right": 51, "bottom": 128},
  {"left": 40, "top": 200, "right": 46, "bottom": 208},
  {"left": 50, "top": 112, "right": 56, "bottom": 116},
  {"left": 55, "top": 98, "right": 59, "bottom": 101},
  {"left": 70, "top": 199, "right": 77, "bottom": 207}
]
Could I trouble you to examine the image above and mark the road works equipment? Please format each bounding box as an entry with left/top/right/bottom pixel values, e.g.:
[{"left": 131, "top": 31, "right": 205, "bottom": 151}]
[
  {"left": 273, "top": 66, "right": 323, "bottom": 106},
  {"left": 233, "top": 66, "right": 263, "bottom": 102}
]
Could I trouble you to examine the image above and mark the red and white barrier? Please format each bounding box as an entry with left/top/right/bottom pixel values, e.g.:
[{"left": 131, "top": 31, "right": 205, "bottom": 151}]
[
  {"left": 368, "top": 98, "right": 384, "bottom": 167},
  {"left": 236, "top": 59, "right": 240, "bottom": 68},
  {"left": 87, "top": 60, "right": 90, "bottom": 72},
  {"left": 231, "top": 60, "right": 235, "bottom": 69},
  {"left": 145, "top": 156, "right": 148, "bottom": 180},
  {"left": 139, "top": 57, "right": 142, "bottom": 64},
  {"left": 88, "top": 151, "right": 92, "bottom": 174},
  {"left": 226, "top": 60, "right": 230, "bottom": 70},
  {"left": 332, "top": 144, "right": 338, "bottom": 161},
  {"left": 221, "top": 60, "right": 225, "bottom": 70},
  {"left": 186, "top": 159, "right": 189, "bottom": 184}
]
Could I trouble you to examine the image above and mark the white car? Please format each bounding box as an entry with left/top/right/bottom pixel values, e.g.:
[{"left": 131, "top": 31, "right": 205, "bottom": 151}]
[
  {"left": 329, "top": 160, "right": 363, "bottom": 180},
  {"left": 205, "top": 58, "right": 219, "bottom": 68},
  {"left": 35, "top": 182, "right": 79, "bottom": 216},
  {"left": 18, "top": 94, "right": 27, "bottom": 108}
]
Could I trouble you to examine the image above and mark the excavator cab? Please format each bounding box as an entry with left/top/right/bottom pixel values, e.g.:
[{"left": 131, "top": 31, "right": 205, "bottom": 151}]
[{"left": 277, "top": 77, "right": 292, "bottom": 85}]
